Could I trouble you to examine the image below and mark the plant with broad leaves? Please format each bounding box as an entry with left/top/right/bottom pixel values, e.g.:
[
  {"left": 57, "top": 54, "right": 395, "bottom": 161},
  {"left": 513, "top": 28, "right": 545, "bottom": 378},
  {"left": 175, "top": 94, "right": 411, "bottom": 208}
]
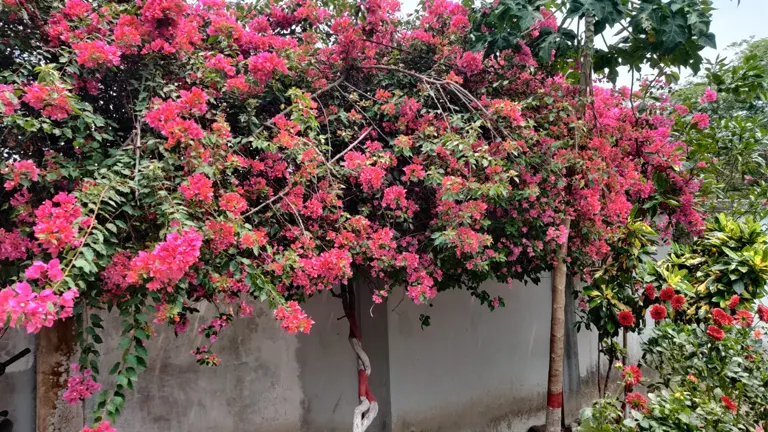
[{"left": 642, "top": 214, "right": 768, "bottom": 322}]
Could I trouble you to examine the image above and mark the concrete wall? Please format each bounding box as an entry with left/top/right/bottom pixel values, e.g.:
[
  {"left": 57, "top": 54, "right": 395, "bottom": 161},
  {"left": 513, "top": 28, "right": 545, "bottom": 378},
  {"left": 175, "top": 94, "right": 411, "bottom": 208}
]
[
  {"left": 0, "top": 332, "right": 36, "bottom": 432},
  {"left": 2, "top": 276, "right": 609, "bottom": 432},
  {"left": 386, "top": 276, "right": 600, "bottom": 432}
]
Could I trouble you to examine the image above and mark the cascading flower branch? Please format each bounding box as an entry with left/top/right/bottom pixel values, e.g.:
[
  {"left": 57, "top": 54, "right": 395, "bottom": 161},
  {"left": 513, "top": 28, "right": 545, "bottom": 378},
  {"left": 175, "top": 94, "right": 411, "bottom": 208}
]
[{"left": 0, "top": 0, "right": 703, "bottom": 429}]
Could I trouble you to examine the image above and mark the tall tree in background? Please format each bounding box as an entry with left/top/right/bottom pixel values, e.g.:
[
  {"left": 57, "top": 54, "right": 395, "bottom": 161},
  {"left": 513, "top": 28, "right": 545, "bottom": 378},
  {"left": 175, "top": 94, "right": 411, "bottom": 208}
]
[
  {"left": 673, "top": 37, "right": 768, "bottom": 220},
  {"left": 472, "top": 1, "right": 723, "bottom": 430}
]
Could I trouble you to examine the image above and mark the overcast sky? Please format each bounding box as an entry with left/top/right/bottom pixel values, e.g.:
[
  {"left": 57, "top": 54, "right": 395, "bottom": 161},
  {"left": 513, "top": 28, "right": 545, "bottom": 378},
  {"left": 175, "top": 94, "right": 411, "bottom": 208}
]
[{"left": 400, "top": 0, "right": 768, "bottom": 86}]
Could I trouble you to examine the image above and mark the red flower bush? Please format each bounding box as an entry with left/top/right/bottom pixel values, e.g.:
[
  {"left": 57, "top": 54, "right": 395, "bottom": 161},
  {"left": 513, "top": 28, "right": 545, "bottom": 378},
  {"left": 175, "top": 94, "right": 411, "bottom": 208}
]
[
  {"left": 625, "top": 392, "right": 647, "bottom": 410},
  {"left": 650, "top": 304, "right": 667, "bottom": 321},
  {"left": 721, "top": 395, "right": 737, "bottom": 413},
  {"left": 712, "top": 308, "right": 735, "bottom": 327},
  {"left": 707, "top": 325, "right": 726, "bottom": 341},
  {"left": 660, "top": 286, "right": 675, "bottom": 301},
  {"left": 622, "top": 364, "right": 642, "bottom": 387},
  {"left": 618, "top": 310, "right": 635, "bottom": 327},
  {"left": 670, "top": 295, "right": 686, "bottom": 311}
]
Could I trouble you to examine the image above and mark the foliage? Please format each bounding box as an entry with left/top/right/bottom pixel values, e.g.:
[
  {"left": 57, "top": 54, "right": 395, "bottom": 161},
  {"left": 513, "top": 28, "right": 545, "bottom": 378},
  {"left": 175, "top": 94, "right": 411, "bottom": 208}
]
[
  {"left": 578, "top": 215, "right": 768, "bottom": 432},
  {"left": 470, "top": 0, "right": 723, "bottom": 84},
  {"left": 579, "top": 317, "right": 768, "bottom": 432},
  {"left": 643, "top": 214, "right": 768, "bottom": 321},
  {"left": 576, "top": 218, "right": 658, "bottom": 360},
  {"left": 0, "top": 0, "right": 702, "bottom": 429},
  {"left": 673, "top": 38, "right": 768, "bottom": 219}
]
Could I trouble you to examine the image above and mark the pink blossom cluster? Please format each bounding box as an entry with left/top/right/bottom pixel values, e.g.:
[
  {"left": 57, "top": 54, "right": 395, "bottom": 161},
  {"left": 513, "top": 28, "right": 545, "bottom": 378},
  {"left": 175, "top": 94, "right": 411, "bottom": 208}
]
[
  {"left": 3, "top": 160, "right": 40, "bottom": 190},
  {"left": 691, "top": 112, "right": 710, "bottom": 129},
  {"left": 72, "top": 40, "right": 121, "bottom": 68},
  {"left": 529, "top": 8, "right": 558, "bottom": 38},
  {"left": 33, "top": 192, "right": 83, "bottom": 256},
  {"left": 699, "top": 87, "right": 718, "bottom": 105},
  {"left": 219, "top": 192, "right": 247, "bottom": 216},
  {"left": 294, "top": 248, "right": 353, "bottom": 294},
  {"left": 127, "top": 228, "right": 203, "bottom": 291},
  {"left": 0, "top": 281, "right": 78, "bottom": 333},
  {"left": 0, "top": 229, "right": 31, "bottom": 261},
  {"left": 62, "top": 364, "right": 102, "bottom": 404},
  {"left": 0, "top": 84, "right": 20, "bottom": 115},
  {"left": 22, "top": 83, "right": 73, "bottom": 120},
  {"left": 247, "top": 52, "right": 289, "bottom": 87},
  {"left": 273, "top": 301, "right": 314, "bottom": 334},
  {"left": 144, "top": 88, "right": 209, "bottom": 148},
  {"left": 179, "top": 173, "right": 214, "bottom": 203},
  {"left": 80, "top": 421, "right": 117, "bottom": 432},
  {"left": 25, "top": 259, "right": 64, "bottom": 282},
  {"left": 100, "top": 251, "right": 133, "bottom": 299}
]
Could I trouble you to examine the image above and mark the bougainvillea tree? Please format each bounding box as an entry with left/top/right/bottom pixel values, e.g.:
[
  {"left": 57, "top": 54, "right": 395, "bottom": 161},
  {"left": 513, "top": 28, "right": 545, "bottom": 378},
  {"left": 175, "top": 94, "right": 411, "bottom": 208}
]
[{"left": 0, "top": 0, "right": 702, "bottom": 430}]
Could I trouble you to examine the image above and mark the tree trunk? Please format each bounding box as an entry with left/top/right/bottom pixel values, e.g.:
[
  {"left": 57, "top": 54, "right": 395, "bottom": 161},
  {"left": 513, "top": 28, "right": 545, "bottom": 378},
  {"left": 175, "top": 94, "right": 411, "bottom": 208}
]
[
  {"left": 545, "top": 13, "right": 594, "bottom": 432},
  {"left": 340, "top": 283, "right": 378, "bottom": 432},
  {"left": 545, "top": 219, "right": 571, "bottom": 432}
]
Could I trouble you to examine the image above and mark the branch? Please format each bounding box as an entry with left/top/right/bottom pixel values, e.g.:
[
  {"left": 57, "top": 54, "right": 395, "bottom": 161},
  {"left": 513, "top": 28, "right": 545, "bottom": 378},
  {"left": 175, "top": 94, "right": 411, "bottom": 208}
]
[
  {"left": 243, "top": 128, "right": 371, "bottom": 219},
  {"left": 265, "top": 73, "right": 347, "bottom": 129},
  {"left": 329, "top": 128, "right": 372, "bottom": 164},
  {"left": 242, "top": 187, "right": 291, "bottom": 218},
  {"left": 360, "top": 65, "right": 511, "bottom": 140}
]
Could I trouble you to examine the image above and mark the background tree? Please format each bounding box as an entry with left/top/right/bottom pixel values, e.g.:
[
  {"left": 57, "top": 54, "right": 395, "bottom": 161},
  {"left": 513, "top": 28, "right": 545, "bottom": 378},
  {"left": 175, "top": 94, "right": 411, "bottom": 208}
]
[{"left": 672, "top": 37, "right": 768, "bottom": 220}]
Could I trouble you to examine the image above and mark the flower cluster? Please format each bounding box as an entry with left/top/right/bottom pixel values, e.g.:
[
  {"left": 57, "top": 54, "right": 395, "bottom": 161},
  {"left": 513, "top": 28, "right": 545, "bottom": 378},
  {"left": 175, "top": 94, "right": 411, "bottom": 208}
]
[
  {"left": 3, "top": 160, "right": 40, "bottom": 190},
  {"left": 72, "top": 40, "right": 121, "bottom": 68},
  {"left": 273, "top": 301, "right": 314, "bottom": 334},
  {"left": 33, "top": 192, "right": 83, "bottom": 256},
  {"left": 62, "top": 364, "right": 102, "bottom": 404},
  {"left": 179, "top": 173, "right": 214, "bottom": 203},
  {"left": 80, "top": 421, "right": 117, "bottom": 432},
  {"left": 127, "top": 228, "right": 203, "bottom": 291},
  {"left": 25, "top": 259, "right": 64, "bottom": 282},
  {"left": 0, "top": 281, "right": 78, "bottom": 333},
  {"left": 22, "top": 83, "right": 73, "bottom": 120}
]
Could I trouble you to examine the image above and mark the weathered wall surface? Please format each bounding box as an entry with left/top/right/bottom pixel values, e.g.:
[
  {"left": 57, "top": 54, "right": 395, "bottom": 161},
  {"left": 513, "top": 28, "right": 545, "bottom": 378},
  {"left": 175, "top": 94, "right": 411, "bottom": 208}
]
[
  {"left": 3, "top": 276, "right": 611, "bottom": 432},
  {"left": 0, "top": 331, "right": 36, "bottom": 432},
  {"left": 386, "top": 276, "right": 601, "bottom": 432}
]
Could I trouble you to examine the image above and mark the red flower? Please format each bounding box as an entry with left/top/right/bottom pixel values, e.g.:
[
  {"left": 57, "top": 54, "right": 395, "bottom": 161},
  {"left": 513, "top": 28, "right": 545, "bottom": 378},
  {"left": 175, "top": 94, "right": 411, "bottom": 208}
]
[
  {"left": 712, "top": 308, "right": 735, "bottom": 327},
  {"left": 758, "top": 305, "right": 768, "bottom": 322},
  {"left": 618, "top": 310, "right": 635, "bottom": 327},
  {"left": 622, "top": 365, "right": 642, "bottom": 386},
  {"left": 727, "top": 295, "right": 740, "bottom": 309},
  {"left": 660, "top": 286, "right": 675, "bottom": 301},
  {"left": 735, "top": 310, "right": 754, "bottom": 327},
  {"left": 707, "top": 325, "right": 726, "bottom": 341},
  {"left": 670, "top": 295, "right": 686, "bottom": 311},
  {"left": 644, "top": 284, "right": 656, "bottom": 300},
  {"left": 650, "top": 304, "right": 667, "bottom": 321},
  {"left": 720, "top": 395, "right": 737, "bottom": 413},
  {"left": 625, "top": 392, "right": 647, "bottom": 410}
]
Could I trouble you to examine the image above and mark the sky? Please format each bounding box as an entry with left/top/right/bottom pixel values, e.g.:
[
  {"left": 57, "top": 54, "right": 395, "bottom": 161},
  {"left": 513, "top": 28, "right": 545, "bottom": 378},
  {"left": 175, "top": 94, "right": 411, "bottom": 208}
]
[{"left": 399, "top": 0, "right": 768, "bottom": 86}]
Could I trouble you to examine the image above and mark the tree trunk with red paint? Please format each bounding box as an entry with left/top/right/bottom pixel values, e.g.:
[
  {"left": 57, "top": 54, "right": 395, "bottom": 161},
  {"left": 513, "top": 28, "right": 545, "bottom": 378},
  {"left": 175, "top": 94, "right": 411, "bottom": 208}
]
[
  {"left": 544, "top": 13, "right": 594, "bottom": 432},
  {"left": 545, "top": 219, "right": 570, "bottom": 432},
  {"left": 340, "top": 282, "right": 378, "bottom": 432}
]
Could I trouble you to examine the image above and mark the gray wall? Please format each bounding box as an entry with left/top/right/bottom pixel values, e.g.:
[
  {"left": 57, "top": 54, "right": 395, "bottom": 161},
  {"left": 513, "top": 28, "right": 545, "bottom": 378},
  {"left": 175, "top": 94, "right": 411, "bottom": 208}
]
[
  {"left": 2, "top": 275, "right": 610, "bottom": 432},
  {"left": 0, "top": 332, "right": 35, "bottom": 432}
]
